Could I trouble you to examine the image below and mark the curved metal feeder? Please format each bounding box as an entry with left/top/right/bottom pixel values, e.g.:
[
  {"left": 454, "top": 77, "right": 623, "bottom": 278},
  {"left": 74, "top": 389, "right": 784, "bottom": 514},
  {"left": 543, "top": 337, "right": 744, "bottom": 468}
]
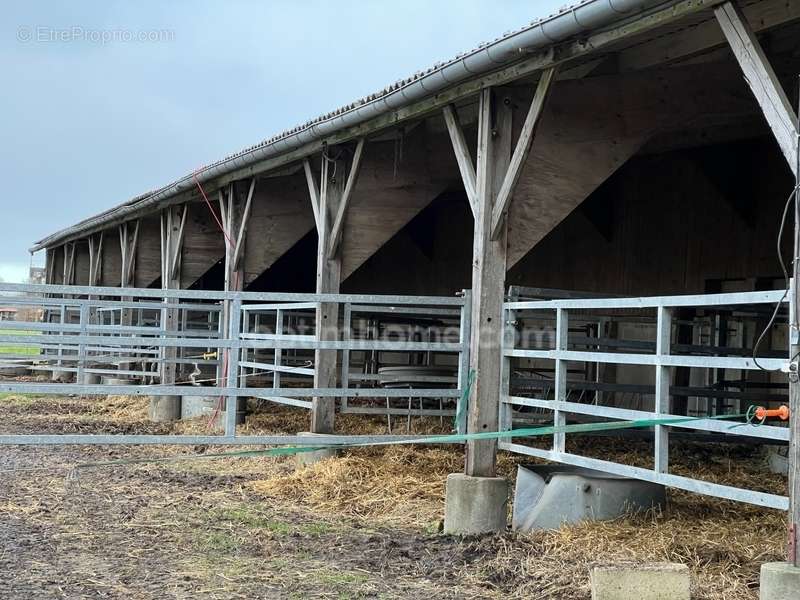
[{"left": 512, "top": 464, "right": 666, "bottom": 532}]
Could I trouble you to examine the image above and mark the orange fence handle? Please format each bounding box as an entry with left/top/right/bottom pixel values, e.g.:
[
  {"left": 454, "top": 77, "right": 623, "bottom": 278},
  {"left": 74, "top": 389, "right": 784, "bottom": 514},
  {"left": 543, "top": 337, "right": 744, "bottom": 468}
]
[{"left": 754, "top": 405, "right": 790, "bottom": 421}]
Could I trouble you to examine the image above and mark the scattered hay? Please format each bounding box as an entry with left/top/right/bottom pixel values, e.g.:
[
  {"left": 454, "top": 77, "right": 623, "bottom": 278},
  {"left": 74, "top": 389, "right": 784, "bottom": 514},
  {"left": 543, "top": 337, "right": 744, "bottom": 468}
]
[
  {"left": 250, "top": 445, "right": 463, "bottom": 527},
  {"left": 2, "top": 394, "right": 790, "bottom": 599},
  {"left": 88, "top": 394, "right": 150, "bottom": 422},
  {"left": 246, "top": 426, "right": 785, "bottom": 599},
  {"left": 454, "top": 492, "right": 785, "bottom": 600}
]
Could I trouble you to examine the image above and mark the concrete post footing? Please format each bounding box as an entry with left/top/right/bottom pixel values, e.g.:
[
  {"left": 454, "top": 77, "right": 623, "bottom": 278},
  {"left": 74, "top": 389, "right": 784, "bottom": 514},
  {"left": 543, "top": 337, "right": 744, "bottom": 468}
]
[
  {"left": 590, "top": 563, "right": 690, "bottom": 600},
  {"left": 51, "top": 370, "right": 74, "bottom": 383},
  {"left": 759, "top": 562, "right": 800, "bottom": 600},
  {"left": 101, "top": 376, "right": 135, "bottom": 386},
  {"left": 443, "top": 473, "right": 508, "bottom": 534},
  {"left": 181, "top": 395, "right": 223, "bottom": 429},
  {"left": 295, "top": 432, "right": 338, "bottom": 468},
  {"left": 764, "top": 446, "right": 789, "bottom": 476},
  {"left": 149, "top": 395, "right": 181, "bottom": 422}
]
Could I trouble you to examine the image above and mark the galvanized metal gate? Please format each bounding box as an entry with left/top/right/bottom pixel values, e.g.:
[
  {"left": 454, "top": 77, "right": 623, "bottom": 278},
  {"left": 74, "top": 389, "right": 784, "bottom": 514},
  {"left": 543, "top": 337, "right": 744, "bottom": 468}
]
[
  {"left": 0, "top": 282, "right": 793, "bottom": 510},
  {"left": 0, "top": 282, "right": 471, "bottom": 445},
  {"left": 499, "top": 288, "right": 791, "bottom": 509}
]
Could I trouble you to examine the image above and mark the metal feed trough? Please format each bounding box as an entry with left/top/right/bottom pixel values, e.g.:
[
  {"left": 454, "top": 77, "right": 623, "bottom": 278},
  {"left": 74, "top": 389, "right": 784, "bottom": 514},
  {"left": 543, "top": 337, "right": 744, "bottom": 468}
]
[{"left": 512, "top": 464, "right": 667, "bottom": 531}]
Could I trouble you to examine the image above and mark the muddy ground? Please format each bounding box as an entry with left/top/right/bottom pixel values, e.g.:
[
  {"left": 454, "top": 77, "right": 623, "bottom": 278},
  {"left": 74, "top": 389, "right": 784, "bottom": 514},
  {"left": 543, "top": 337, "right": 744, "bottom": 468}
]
[{"left": 0, "top": 393, "right": 788, "bottom": 599}]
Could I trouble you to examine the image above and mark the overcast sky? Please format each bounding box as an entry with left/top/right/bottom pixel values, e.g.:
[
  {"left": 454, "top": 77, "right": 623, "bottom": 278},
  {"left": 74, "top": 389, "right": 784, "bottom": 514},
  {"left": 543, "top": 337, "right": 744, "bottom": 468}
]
[{"left": 0, "top": 1, "right": 565, "bottom": 283}]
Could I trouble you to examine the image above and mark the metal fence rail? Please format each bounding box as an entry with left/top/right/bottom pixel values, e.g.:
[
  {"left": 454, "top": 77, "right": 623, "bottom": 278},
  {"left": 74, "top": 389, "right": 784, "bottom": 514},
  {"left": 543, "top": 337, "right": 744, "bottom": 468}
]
[
  {"left": 0, "top": 282, "right": 470, "bottom": 444},
  {"left": 498, "top": 288, "right": 791, "bottom": 510}
]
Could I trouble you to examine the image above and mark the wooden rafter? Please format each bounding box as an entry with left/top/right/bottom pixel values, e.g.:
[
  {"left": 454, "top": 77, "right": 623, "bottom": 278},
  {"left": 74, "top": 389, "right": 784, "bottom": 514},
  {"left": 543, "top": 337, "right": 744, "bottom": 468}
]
[
  {"left": 232, "top": 178, "right": 256, "bottom": 271},
  {"left": 489, "top": 67, "right": 556, "bottom": 239},
  {"left": 127, "top": 220, "right": 139, "bottom": 286},
  {"left": 443, "top": 104, "right": 478, "bottom": 216},
  {"left": 169, "top": 205, "right": 188, "bottom": 282},
  {"left": 119, "top": 220, "right": 139, "bottom": 287},
  {"left": 303, "top": 159, "right": 321, "bottom": 232},
  {"left": 160, "top": 206, "right": 185, "bottom": 287},
  {"left": 88, "top": 232, "right": 104, "bottom": 286},
  {"left": 326, "top": 138, "right": 365, "bottom": 259},
  {"left": 715, "top": 0, "right": 798, "bottom": 176},
  {"left": 63, "top": 242, "right": 76, "bottom": 285}
]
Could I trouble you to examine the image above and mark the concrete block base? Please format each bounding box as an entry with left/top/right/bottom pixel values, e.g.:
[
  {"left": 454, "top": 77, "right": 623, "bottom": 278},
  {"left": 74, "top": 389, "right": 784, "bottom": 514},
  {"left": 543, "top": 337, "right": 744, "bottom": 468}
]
[
  {"left": 590, "top": 563, "right": 690, "bottom": 600},
  {"left": 760, "top": 562, "right": 800, "bottom": 600},
  {"left": 443, "top": 473, "right": 508, "bottom": 535},
  {"left": 764, "top": 446, "right": 789, "bottom": 476},
  {"left": 51, "top": 370, "right": 74, "bottom": 383},
  {"left": 295, "top": 432, "right": 338, "bottom": 468},
  {"left": 149, "top": 395, "right": 181, "bottom": 422},
  {"left": 102, "top": 376, "right": 135, "bottom": 386},
  {"left": 81, "top": 373, "right": 101, "bottom": 385},
  {"left": 181, "top": 394, "right": 222, "bottom": 429}
]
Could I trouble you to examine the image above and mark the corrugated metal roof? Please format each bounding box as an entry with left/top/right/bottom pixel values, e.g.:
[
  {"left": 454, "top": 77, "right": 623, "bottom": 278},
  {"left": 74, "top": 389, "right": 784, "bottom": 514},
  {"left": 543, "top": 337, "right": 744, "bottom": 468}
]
[{"left": 33, "top": 0, "right": 673, "bottom": 251}]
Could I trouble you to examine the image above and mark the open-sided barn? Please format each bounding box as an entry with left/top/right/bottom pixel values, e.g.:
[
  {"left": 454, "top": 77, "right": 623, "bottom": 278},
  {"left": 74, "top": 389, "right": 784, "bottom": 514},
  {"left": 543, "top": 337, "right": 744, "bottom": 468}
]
[{"left": 10, "top": 1, "right": 800, "bottom": 590}]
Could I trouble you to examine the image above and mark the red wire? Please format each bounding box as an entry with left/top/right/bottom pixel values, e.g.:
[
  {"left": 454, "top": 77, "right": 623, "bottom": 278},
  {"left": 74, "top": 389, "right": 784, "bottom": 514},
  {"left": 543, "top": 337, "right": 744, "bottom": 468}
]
[
  {"left": 193, "top": 172, "right": 241, "bottom": 429},
  {"left": 193, "top": 172, "right": 235, "bottom": 249}
]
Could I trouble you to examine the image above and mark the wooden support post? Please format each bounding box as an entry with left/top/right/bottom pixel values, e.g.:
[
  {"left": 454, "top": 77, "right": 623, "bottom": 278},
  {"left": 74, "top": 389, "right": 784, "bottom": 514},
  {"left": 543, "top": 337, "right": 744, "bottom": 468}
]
[
  {"left": 717, "top": 0, "right": 800, "bottom": 562},
  {"left": 445, "top": 83, "right": 552, "bottom": 477},
  {"left": 465, "top": 88, "right": 513, "bottom": 477},
  {"left": 152, "top": 205, "right": 186, "bottom": 422},
  {"left": 788, "top": 78, "right": 800, "bottom": 568},
  {"left": 309, "top": 151, "right": 346, "bottom": 434},
  {"left": 715, "top": 0, "right": 798, "bottom": 177},
  {"left": 160, "top": 205, "right": 185, "bottom": 384},
  {"left": 218, "top": 179, "right": 255, "bottom": 422},
  {"left": 442, "top": 80, "right": 554, "bottom": 474},
  {"left": 791, "top": 224, "right": 799, "bottom": 567},
  {"left": 84, "top": 232, "right": 104, "bottom": 378},
  {"left": 118, "top": 221, "right": 139, "bottom": 371}
]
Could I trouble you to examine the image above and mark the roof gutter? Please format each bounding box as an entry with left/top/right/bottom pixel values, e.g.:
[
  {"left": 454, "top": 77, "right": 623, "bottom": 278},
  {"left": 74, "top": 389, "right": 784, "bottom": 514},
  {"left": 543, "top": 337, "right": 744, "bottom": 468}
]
[{"left": 32, "top": 0, "right": 672, "bottom": 252}]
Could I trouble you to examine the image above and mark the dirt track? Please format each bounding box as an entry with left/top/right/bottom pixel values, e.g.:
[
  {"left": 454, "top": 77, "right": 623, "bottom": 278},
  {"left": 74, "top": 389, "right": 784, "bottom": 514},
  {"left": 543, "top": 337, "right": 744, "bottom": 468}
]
[
  {"left": 0, "top": 393, "right": 788, "bottom": 599},
  {"left": 1, "top": 446, "right": 494, "bottom": 599}
]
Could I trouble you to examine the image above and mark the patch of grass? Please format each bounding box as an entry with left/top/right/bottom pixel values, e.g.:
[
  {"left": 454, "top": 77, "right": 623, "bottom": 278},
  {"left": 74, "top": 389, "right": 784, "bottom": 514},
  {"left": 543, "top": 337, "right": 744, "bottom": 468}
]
[
  {"left": 208, "top": 505, "right": 338, "bottom": 538},
  {"left": 0, "top": 328, "right": 41, "bottom": 355},
  {"left": 201, "top": 530, "right": 242, "bottom": 554},
  {"left": 314, "top": 568, "right": 369, "bottom": 587},
  {"left": 299, "top": 521, "right": 333, "bottom": 536},
  {"left": 309, "top": 567, "right": 371, "bottom": 599},
  {"left": 269, "top": 557, "right": 291, "bottom": 570},
  {"left": 0, "top": 347, "right": 39, "bottom": 355},
  {"left": 212, "top": 506, "right": 292, "bottom": 534}
]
